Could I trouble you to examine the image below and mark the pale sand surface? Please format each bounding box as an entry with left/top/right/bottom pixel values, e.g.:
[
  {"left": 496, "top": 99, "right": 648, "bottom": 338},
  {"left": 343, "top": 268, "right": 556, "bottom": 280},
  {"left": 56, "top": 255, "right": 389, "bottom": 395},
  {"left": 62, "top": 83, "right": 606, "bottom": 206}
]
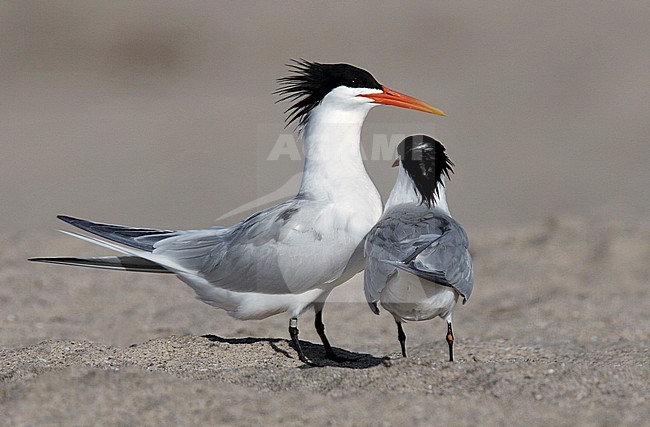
[{"left": 1, "top": 216, "right": 648, "bottom": 425}]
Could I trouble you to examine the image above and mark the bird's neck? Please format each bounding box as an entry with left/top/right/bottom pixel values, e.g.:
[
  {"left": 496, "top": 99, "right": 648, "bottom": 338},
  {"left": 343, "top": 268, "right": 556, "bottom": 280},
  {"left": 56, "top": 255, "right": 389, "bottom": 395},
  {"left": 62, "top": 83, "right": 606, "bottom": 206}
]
[
  {"left": 297, "top": 104, "right": 377, "bottom": 202},
  {"left": 384, "top": 166, "right": 450, "bottom": 214}
]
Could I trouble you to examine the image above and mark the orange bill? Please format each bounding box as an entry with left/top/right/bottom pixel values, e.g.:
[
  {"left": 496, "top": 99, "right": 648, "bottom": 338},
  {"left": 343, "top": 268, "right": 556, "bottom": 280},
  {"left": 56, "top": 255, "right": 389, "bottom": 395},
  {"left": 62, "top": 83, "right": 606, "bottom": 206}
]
[{"left": 358, "top": 86, "right": 446, "bottom": 116}]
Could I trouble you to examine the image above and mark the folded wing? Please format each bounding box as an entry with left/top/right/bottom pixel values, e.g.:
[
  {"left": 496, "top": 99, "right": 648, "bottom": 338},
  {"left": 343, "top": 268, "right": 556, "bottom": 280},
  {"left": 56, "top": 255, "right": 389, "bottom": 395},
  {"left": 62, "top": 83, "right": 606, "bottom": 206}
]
[{"left": 364, "top": 205, "right": 473, "bottom": 306}]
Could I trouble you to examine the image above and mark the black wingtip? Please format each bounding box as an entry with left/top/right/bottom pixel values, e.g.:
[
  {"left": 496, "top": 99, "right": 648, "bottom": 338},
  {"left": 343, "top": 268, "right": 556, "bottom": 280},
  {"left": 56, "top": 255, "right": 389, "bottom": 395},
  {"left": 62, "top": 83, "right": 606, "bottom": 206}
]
[
  {"left": 369, "top": 301, "right": 381, "bottom": 315},
  {"left": 57, "top": 215, "right": 81, "bottom": 224},
  {"left": 56, "top": 215, "right": 96, "bottom": 233},
  {"left": 28, "top": 257, "right": 56, "bottom": 263}
]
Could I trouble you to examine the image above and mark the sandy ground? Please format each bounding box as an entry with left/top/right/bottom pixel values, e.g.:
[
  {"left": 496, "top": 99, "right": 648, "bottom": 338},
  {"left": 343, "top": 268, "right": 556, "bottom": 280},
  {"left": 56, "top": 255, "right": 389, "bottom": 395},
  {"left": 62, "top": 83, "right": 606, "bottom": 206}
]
[{"left": 1, "top": 215, "right": 648, "bottom": 426}]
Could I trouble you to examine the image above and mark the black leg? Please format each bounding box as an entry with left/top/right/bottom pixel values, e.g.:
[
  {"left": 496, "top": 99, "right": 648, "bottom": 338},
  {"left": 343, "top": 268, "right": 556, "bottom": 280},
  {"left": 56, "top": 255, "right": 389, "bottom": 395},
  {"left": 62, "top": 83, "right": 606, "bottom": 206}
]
[
  {"left": 314, "top": 309, "right": 339, "bottom": 360},
  {"left": 288, "top": 317, "right": 311, "bottom": 364},
  {"left": 396, "top": 320, "right": 407, "bottom": 357},
  {"left": 446, "top": 322, "right": 454, "bottom": 362}
]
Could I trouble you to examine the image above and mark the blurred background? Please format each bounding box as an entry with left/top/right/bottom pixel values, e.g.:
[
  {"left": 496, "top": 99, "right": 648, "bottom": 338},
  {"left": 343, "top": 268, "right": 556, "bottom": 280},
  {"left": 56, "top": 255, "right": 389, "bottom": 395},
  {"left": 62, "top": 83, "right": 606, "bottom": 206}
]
[{"left": 2, "top": 0, "right": 649, "bottom": 235}]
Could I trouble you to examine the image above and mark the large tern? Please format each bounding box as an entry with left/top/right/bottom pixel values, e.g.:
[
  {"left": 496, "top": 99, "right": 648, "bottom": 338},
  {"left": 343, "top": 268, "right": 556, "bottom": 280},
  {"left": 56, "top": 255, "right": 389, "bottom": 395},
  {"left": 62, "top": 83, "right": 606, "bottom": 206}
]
[
  {"left": 364, "top": 135, "right": 473, "bottom": 361},
  {"left": 30, "top": 61, "right": 445, "bottom": 364}
]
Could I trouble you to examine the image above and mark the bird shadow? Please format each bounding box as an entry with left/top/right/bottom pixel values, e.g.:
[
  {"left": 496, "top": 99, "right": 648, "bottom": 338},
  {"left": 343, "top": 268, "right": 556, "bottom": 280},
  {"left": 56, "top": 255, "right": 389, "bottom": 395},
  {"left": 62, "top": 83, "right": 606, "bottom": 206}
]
[{"left": 201, "top": 334, "right": 388, "bottom": 369}]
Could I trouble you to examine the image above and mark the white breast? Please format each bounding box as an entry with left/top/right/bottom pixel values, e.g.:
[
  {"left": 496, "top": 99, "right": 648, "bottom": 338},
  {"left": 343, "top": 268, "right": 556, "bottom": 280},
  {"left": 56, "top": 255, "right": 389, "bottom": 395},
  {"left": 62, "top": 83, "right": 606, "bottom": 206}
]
[{"left": 380, "top": 270, "right": 458, "bottom": 322}]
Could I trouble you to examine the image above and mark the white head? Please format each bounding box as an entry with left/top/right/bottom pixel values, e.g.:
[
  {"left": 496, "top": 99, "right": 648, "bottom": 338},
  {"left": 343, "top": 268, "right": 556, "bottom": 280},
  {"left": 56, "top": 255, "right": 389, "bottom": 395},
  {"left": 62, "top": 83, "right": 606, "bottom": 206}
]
[{"left": 276, "top": 60, "right": 445, "bottom": 128}]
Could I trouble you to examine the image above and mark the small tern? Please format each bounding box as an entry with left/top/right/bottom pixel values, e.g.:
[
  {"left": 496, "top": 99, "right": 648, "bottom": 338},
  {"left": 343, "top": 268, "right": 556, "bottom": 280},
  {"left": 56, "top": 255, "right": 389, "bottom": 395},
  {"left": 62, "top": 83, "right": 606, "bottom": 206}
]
[
  {"left": 364, "top": 135, "right": 473, "bottom": 361},
  {"left": 30, "top": 61, "right": 445, "bottom": 364}
]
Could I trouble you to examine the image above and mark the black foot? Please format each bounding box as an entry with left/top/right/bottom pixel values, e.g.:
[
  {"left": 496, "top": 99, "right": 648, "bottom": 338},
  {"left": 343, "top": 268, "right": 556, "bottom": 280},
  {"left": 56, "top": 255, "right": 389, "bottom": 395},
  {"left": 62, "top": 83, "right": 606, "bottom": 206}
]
[
  {"left": 314, "top": 308, "right": 340, "bottom": 361},
  {"left": 396, "top": 321, "right": 408, "bottom": 357},
  {"left": 289, "top": 317, "right": 322, "bottom": 366}
]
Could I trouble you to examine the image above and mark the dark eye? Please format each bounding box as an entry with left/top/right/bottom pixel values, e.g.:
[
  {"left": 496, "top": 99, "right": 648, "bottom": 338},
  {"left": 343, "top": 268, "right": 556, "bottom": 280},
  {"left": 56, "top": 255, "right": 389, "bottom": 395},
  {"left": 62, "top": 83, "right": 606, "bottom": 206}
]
[{"left": 349, "top": 79, "right": 358, "bottom": 86}]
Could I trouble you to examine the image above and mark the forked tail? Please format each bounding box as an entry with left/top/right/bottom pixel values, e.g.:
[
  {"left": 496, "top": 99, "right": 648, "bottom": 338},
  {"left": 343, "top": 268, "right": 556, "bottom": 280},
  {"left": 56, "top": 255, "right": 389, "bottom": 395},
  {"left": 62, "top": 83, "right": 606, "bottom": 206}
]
[
  {"left": 28, "top": 255, "right": 172, "bottom": 273},
  {"left": 29, "top": 215, "right": 179, "bottom": 273}
]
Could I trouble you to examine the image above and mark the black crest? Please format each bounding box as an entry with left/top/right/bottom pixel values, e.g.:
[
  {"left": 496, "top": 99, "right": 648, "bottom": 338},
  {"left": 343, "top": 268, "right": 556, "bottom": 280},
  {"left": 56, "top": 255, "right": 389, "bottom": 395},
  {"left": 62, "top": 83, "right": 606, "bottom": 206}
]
[
  {"left": 397, "top": 135, "right": 454, "bottom": 207},
  {"left": 275, "top": 59, "right": 382, "bottom": 126}
]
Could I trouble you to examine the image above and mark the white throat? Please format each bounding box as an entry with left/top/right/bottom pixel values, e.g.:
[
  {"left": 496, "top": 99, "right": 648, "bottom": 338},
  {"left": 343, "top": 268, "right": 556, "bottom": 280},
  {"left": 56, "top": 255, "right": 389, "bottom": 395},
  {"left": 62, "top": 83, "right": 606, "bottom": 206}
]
[
  {"left": 297, "top": 90, "right": 379, "bottom": 202},
  {"left": 384, "top": 165, "right": 450, "bottom": 214}
]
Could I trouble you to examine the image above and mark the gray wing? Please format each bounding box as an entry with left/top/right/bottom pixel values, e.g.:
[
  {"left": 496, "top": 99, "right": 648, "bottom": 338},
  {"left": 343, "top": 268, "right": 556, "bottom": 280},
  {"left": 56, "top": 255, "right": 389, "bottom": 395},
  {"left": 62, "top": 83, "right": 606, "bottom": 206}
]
[
  {"left": 364, "top": 205, "right": 447, "bottom": 307},
  {"left": 364, "top": 205, "right": 473, "bottom": 306},
  {"left": 153, "top": 199, "right": 334, "bottom": 294},
  {"left": 393, "top": 219, "right": 473, "bottom": 303}
]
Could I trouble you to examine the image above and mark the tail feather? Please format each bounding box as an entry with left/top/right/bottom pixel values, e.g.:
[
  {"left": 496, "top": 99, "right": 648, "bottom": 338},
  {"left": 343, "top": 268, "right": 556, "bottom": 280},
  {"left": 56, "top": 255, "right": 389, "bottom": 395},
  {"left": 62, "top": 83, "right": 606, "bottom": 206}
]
[
  {"left": 29, "top": 256, "right": 173, "bottom": 273},
  {"left": 48, "top": 229, "right": 192, "bottom": 274},
  {"left": 30, "top": 215, "right": 194, "bottom": 275},
  {"left": 57, "top": 215, "right": 176, "bottom": 251}
]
